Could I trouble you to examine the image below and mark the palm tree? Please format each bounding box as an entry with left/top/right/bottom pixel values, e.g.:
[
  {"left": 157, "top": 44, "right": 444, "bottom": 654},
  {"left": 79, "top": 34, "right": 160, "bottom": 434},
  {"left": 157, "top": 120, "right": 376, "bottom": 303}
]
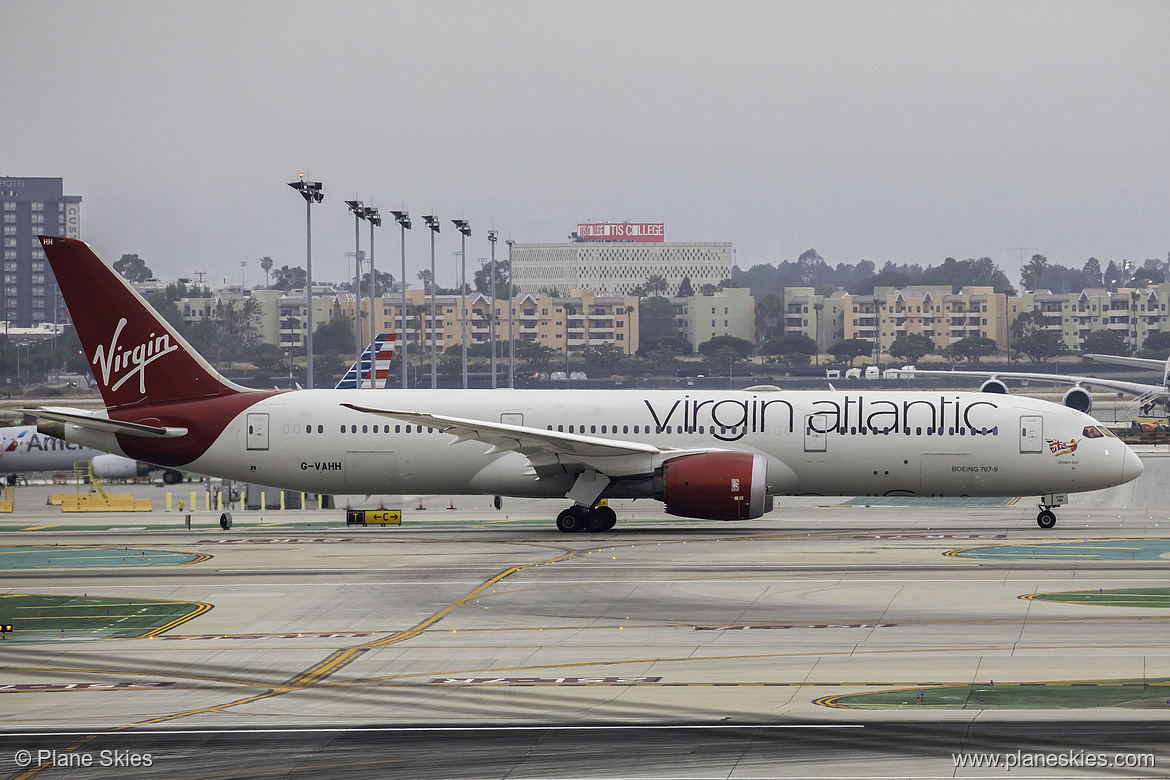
[
  {"left": 645, "top": 274, "right": 669, "bottom": 297},
  {"left": 813, "top": 301, "right": 825, "bottom": 365},
  {"left": 260, "top": 257, "right": 273, "bottom": 288},
  {"left": 409, "top": 304, "right": 429, "bottom": 373}
]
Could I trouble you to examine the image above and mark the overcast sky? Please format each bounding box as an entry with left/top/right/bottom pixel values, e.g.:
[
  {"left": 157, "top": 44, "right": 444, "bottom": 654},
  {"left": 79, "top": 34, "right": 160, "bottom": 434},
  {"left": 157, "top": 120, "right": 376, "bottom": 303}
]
[{"left": 4, "top": 1, "right": 1168, "bottom": 288}]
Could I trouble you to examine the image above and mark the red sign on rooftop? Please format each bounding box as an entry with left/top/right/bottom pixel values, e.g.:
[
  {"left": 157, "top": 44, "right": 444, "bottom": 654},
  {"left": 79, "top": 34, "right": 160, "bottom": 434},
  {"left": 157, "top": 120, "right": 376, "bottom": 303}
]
[{"left": 577, "top": 222, "right": 664, "bottom": 242}]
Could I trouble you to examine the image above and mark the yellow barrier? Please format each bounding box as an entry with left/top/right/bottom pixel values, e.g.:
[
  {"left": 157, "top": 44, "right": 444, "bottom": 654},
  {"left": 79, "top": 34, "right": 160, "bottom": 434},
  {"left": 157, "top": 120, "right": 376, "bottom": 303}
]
[
  {"left": 0, "top": 486, "right": 13, "bottom": 513},
  {"left": 59, "top": 494, "right": 152, "bottom": 512}
]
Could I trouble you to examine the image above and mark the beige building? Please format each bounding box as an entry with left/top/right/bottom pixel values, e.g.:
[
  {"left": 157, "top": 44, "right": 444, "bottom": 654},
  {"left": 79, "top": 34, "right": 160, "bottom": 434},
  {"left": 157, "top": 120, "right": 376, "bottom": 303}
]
[
  {"left": 349, "top": 288, "right": 641, "bottom": 357},
  {"left": 781, "top": 287, "right": 847, "bottom": 350},
  {"left": 1009, "top": 283, "right": 1170, "bottom": 351},
  {"left": 276, "top": 287, "right": 337, "bottom": 350},
  {"left": 843, "top": 285, "right": 1010, "bottom": 354},
  {"left": 671, "top": 287, "right": 756, "bottom": 350}
]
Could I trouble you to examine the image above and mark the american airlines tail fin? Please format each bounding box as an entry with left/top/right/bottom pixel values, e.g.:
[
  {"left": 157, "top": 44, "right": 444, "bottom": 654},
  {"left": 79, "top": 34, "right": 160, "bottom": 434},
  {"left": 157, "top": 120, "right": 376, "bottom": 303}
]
[
  {"left": 335, "top": 333, "right": 397, "bottom": 389},
  {"left": 38, "top": 236, "right": 254, "bottom": 410}
]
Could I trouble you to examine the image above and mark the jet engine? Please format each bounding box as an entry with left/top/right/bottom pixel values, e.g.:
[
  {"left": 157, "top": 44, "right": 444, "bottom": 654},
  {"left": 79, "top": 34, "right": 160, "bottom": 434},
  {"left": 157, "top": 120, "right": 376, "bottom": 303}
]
[
  {"left": 1063, "top": 386, "right": 1093, "bottom": 413},
  {"left": 91, "top": 453, "right": 149, "bottom": 480},
  {"left": 660, "top": 452, "right": 769, "bottom": 521},
  {"left": 979, "top": 378, "right": 1009, "bottom": 394}
]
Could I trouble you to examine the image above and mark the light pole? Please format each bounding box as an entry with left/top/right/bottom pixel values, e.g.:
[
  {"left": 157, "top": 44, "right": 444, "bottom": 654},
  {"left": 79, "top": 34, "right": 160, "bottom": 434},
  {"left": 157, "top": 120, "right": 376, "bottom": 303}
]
[
  {"left": 506, "top": 239, "right": 515, "bottom": 388},
  {"left": 364, "top": 206, "right": 381, "bottom": 388},
  {"left": 390, "top": 210, "right": 411, "bottom": 389},
  {"left": 345, "top": 200, "right": 366, "bottom": 383},
  {"left": 422, "top": 215, "right": 440, "bottom": 388},
  {"left": 452, "top": 219, "right": 471, "bottom": 389},
  {"left": 487, "top": 230, "right": 498, "bottom": 388},
  {"left": 287, "top": 176, "right": 323, "bottom": 388}
]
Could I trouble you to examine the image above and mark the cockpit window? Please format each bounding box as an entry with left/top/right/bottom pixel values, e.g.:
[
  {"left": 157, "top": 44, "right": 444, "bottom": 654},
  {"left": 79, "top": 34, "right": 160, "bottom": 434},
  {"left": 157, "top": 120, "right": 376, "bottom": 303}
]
[
  {"left": 1082, "top": 425, "right": 1105, "bottom": 439},
  {"left": 1098, "top": 425, "right": 1117, "bottom": 438}
]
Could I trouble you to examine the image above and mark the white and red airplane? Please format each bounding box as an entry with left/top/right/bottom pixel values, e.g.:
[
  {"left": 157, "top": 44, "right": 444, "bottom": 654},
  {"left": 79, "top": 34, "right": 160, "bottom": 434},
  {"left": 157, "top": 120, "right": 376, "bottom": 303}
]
[
  {"left": 0, "top": 337, "right": 397, "bottom": 483},
  {"left": 25, "top": 236, "right": 1143, "bottom": 531}
]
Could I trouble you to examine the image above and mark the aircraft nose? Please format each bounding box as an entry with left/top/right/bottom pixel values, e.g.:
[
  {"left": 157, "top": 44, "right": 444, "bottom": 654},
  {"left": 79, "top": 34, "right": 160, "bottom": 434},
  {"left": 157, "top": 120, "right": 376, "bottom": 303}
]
[{"left": 1121, "top": 446, "right": 1144, "bottom": 484}]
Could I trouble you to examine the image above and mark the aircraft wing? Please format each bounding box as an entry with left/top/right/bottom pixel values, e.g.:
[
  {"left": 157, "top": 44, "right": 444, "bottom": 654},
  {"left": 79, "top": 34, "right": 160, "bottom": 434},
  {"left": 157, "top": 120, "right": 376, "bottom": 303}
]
[
  {"left": 340, "top": 403, "right": 663, "bottom": 459},
  {"left": 902, "top": 368, "right": 1164, "bottom": 398},
  {"left": 1083, "top": 353, "right": 1168, "bottom": 371}
]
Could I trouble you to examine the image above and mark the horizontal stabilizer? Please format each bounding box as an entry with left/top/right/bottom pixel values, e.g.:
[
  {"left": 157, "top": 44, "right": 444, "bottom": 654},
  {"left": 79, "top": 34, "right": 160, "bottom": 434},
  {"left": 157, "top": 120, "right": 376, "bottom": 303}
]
[{"left": 21, "top": 407, "right": 188, "bottom": 438}]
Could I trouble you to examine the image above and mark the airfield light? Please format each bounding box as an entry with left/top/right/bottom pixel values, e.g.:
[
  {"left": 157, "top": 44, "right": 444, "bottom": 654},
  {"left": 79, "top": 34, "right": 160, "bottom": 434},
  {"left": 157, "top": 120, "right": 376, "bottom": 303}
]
[
  {"left": 346, "top": 200, "right": 366, "bottom": 375},
  {"left": 288, "top": 178, "right": 324, "bottom": 388},
  {"left": 390, "top": 211, "right": 412, "bottom": 388},
  {"left": 506, "top": 239, "right": 515, "bottom": 388},
  {"left": 364, "top": 206, "right": 382, "bottom": 387},
  {"left": 487, "top": 229, "right": 498, "bottom": 388},
  {"left": 422, "top": 215, "right": 440, "bottom": 388}
]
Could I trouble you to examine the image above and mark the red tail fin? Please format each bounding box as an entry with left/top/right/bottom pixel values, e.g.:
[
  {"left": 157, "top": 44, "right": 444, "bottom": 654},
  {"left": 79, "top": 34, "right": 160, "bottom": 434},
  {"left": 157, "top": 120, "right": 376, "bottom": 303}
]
[{"left": 40, "top": 236, "right": 249, "bottom": 410}]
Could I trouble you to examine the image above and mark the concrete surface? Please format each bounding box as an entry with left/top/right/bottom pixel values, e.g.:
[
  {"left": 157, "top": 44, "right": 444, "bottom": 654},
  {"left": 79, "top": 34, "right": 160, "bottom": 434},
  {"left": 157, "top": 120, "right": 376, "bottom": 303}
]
[{"left": 0, "top": 449, "right": 1168, "bottom": 778}]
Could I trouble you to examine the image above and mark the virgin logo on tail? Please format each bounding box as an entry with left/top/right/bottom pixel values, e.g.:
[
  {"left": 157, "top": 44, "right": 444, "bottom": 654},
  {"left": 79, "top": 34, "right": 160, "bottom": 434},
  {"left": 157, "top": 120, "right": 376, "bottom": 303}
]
[{"left": 92, "top": 318, "right": 180, "bottom": 394}]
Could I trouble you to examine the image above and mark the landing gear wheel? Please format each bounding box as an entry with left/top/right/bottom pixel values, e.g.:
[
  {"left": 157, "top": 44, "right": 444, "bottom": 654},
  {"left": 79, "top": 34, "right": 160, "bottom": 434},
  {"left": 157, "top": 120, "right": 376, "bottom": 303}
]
[
  {"left": 1037, "top": 509, "right": 1056, "bottom": 529},
  {"left": 585, "top": 506, "right": 617, "bottom": 532},
  {"left": 556, "top": 507, "right": 586, "bottom": 533}
]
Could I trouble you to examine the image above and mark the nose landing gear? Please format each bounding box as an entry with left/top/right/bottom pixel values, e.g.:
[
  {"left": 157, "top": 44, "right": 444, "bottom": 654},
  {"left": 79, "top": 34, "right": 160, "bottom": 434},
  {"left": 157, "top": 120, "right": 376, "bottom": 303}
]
[{"left": 1036, "top": 492, "right": 1068, "bottom": 529}]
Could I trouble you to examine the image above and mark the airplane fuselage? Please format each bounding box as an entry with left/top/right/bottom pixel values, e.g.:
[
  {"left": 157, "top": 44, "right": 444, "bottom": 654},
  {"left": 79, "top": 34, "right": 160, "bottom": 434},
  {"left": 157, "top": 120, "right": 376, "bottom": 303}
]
[
  {"left": 57, "top": 388, "right": 1137, "bottom": 502},
  {"left": 0, "top": 426, "right": 98, "bottom": 474}
]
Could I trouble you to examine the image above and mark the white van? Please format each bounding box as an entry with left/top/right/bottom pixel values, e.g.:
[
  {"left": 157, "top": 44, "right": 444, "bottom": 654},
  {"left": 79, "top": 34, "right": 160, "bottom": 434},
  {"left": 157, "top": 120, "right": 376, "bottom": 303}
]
[
  {"left": 864, "top": 366, "right": 880, "bottom": 380},
  {"left": 825, "top": 369, "right": 841, "bottom": 379},
  {"left": 844, "top": 367, "right": 862, "bottom": 380}
]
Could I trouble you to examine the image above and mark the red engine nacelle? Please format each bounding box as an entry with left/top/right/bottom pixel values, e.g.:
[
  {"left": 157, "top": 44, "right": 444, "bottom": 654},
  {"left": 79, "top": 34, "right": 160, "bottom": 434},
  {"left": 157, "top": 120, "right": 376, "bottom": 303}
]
[{"left": 661, "top": 452, "right": 769, "bottom": 521}]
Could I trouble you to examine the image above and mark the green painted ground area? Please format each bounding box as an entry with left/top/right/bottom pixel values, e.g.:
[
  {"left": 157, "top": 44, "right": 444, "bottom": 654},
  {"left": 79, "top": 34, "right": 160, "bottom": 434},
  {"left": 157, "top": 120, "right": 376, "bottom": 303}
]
[
  {"left": 950, "top": 539, "right": 1170, "bottom": 561},
  {"left": 839, "top": 496, "right": 1018, "bottom": 507},
  {"left": 823, "top": 679, "right": 1170, "bottom": 709},
  {"left": 0, "top": 546, "right": 207, "bottom": 569},
  {"left": 0, "top": 593, "right": 211, "bottom": 642},
  {"left": 1025, "top": 587, "right": 1170, "bottom": 608}
]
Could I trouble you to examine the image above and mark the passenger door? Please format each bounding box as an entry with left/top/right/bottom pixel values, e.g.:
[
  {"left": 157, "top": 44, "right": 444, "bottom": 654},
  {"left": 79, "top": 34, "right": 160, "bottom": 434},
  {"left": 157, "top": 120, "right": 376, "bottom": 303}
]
[
  {"left": 804, "top": 413, "right": 829, "bottom": 452},
  {"left": 1019, "top": 415, "right": 1043, "bottom": 453},
  {"left": 246, "top": 413, "right": 269, "bottom": 451}
]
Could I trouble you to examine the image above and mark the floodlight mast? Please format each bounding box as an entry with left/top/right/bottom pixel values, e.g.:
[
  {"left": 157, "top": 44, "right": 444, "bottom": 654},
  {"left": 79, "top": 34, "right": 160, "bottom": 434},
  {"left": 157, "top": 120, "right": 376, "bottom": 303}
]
[
  {"left": 287, "top": 176, "right": 323, "bottom": 389},
  {"left": 506, "top": 239, "right": 515, "bottom": 388},
  {"left": 364, "top": 206, "right": 381, "bottom": 387},
  {"left": 422, "top": 215, "right": 440, "bottom": 388},
  {"left": 452, "top": 219, "right": 471, "bottom": 389},
  {"left": 487, "top": 230, "right": 498, "bottom": 388},
  {"left": 390, "top": 210, "right": 412, "bottom": 388},
  {"left": 345, "top": 200, "right": 366, "bottom": 380}
]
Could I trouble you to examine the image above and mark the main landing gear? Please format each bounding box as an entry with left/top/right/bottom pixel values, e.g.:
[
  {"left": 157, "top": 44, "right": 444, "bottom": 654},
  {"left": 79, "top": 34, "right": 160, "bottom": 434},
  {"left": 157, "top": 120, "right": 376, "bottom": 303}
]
[
  {"left": 1036, "top": 492, "right": 1069, "bottom": 529},
  {"left": 556, "top": 504, "right": 617, "bottom": 533}
]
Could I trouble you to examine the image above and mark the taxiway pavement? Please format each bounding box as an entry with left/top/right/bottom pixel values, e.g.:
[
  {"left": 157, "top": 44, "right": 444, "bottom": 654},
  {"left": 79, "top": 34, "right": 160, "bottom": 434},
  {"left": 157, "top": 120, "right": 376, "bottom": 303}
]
[{"left": 1, "top": 450, "right": 1168, "bottom": 777}]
